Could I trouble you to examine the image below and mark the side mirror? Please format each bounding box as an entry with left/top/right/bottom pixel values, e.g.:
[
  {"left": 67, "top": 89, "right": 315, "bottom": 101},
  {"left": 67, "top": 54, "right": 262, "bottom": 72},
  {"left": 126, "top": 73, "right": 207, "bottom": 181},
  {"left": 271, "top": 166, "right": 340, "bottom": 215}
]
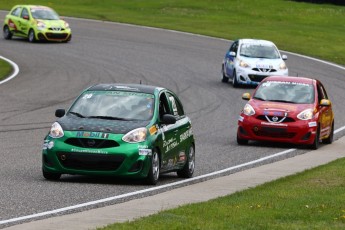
[
  {"left": 320, "top": 99, "right": 331, "bottom": 107},
  {"left": 282, "top": 54, "right": 288, "bottom": 60},
  {"left": 23, "top": 15, "right": 29, "bottom": 20},
  {"left": 242, "top": 93, "right": 251, "bottom": 101},
  {"left": 55, "top": 109, "right": 65, "bottom": 118},
  {"left": 161, "top": 114, "right": 176, "bottom": 125},
  {"left": 229, "top": 51, "right": 236, "bottom": 57}
]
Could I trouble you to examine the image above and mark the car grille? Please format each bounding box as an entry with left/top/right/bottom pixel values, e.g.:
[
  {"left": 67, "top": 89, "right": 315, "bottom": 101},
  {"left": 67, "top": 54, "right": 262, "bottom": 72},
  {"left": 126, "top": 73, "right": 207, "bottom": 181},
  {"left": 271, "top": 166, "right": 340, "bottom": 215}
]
[
  {"left": 45, "top": 33, "right": 69, "bottom": 39},
  {"left": 253, "top": 127, "right": 296, "bottom": 138},
  {"left": 248, "top": 74, "right": 268, "bottom": 82},
  {"left": 65, "top": 138, "right": 119, "bottom": 148},
  {"left": 256, "top": 115, "right": 295, "bottom": 123},
  {"left": 57, "top": 152, "right": 125, "bottom": 171},
  {"left": 252, "top": 68, "right": 277, "bottom": 73}
]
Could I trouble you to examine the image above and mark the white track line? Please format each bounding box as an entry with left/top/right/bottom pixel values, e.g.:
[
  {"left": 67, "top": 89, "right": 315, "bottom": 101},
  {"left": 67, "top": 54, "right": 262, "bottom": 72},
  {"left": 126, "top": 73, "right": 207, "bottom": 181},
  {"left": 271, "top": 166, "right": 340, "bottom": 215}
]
[{"left": 0, "top": 56, "right": 19, "bottom": 85}]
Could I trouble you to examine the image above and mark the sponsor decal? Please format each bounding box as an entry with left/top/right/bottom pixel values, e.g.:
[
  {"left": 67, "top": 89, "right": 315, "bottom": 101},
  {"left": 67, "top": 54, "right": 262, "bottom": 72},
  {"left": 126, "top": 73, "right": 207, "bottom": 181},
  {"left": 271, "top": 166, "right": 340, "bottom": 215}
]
[
  {"left": 42, "top": 140, "right": 54, "bottom": 150},
  {"left": 163, "top": 138, "right": 178, "bottom": 152},
  {"left": 139, "top": 148, "right": 152, "bottom": 156},
  {"left": 71, "top": 148, "right": 108, "bottom": 154},
  {"left": 238, "top": 115, "right": 244, "bottom": 122},
  {"left": 149, "top": 125, "right": 158, "bottom": 135},
  {"left": 76, "top": 131, "right": 109, "bottom": 139},
  {"left": 178, "top": 151, "right": 186, "bottom": 162},
  {"left": 308, "top": 121, "right": 317, "bottom": 127},
  {"left": 101, "top": 133, "right": 109, "bottom": 138},
  {"left": 261, "top": 122, "right": 288, "bottom": 127},
  {"left": 179, "top": 129, "right": 193, "bottom": 142}
]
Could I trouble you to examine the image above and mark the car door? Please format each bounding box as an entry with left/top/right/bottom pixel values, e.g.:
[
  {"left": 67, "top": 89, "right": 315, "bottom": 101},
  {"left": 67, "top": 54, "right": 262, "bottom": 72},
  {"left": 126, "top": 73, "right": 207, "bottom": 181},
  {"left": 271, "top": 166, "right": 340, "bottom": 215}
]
[
  {"left": 225, "top": 40, "right": 239, "bottom": 79},
  {"left": 7, "top": 6, "right": 22, "bottom": 34},
  {"left": 317, "top": 82, "right": 333, "bottom": 138},
  {"left": 18, "top": 7, "right": 30, "bottom": 36}
]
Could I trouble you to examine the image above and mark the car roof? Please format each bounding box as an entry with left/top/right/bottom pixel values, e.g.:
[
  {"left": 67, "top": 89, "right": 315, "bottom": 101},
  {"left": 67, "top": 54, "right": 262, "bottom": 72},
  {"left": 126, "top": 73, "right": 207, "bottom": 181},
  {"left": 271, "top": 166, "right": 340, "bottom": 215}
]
[
  {"left": 87, "top": 83, "right": 163, "bottom": 94},
  {"left": 238, "top": 39, "right": 276, "bottom": 46},
  {"left": 262, "top": 76, "right": 316, "bottom": 84}
]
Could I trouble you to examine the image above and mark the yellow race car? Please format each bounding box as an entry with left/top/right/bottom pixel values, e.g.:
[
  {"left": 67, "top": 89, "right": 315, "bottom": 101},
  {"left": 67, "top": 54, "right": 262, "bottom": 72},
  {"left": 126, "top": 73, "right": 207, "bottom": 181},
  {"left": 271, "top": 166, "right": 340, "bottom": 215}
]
[{"left": 3, "top": 5, "right": 72, "bottom": 43}]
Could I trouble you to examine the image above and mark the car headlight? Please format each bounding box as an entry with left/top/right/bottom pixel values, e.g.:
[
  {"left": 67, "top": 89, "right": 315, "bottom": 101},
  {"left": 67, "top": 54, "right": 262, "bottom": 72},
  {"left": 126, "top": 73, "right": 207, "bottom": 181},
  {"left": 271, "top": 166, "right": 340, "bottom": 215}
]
[
  {"left": 243, "top": 103, "right": 255, "bottom": 116},
  {"left": 64, "top": 21, "right": 70, "bottom": 29},
  {"left": 37, "top": 21, "right": 46, "bottom": 30},
  {"left": 49, "top": 122, "right": 64, "bottom": 138},
  {"left": 239, "top": 60, "right": 249, "bottom": 68},
  {"left": 122, "top": 127, "right": 147, "bottom": 143},
  {"left": 297, "top": 109, "right": 314, "bottom": 120},
  {"left": 279, "top": 61, "right": 287, "bottom": 70}
]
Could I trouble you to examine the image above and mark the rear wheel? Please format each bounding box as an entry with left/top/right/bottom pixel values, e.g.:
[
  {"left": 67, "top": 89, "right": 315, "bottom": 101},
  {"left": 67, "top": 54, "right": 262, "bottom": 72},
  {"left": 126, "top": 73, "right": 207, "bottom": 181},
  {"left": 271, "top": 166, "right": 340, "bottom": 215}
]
[
  {"left": 221, "top": 64, "right": 229, "bottom": 83},
  {"left": 323, "top": 122, "right": 334, "bottom": 144},
  {"left": 145, "top": 149, "right": 160, "bottom": 185},
  {"left": 177, "top": 145, "right": 195, "bottom": 178},
  {"left": 43, "top": 169, "right": 61, "bottom": 180},
  {"left": 3, "top": 25, "right": 12, "bottom": 40},
  {"left": 28, "top": 29, "right": 36, "bottom": 43},
  {"left": 232, "top": 70, "right": 239, "bottom": 88}
]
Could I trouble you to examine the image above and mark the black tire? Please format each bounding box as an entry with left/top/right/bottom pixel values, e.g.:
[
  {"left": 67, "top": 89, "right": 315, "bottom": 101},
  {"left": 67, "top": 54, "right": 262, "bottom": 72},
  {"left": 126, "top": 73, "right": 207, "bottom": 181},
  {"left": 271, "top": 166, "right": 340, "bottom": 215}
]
[
  {"left": 177, "top": 144, "right": 195, "bottom": 178},
  {"left": 221, "top": 64, "right": 229, "bottom": 83},
  {"left": 145, "top": 149, "right": 160, "bottom": 185},
  {"left": 237, "top": 133, "right": 248, "bottom": 145},
  {"left": 3, "top": 25, "right": 12, "bottom": 40},
  {"left": 310, "top": 125, "right": 320, "bottom": 150},
  {"left": 43, "top": 169, "right": 61, "bottom": 180},
  {"left": 232, "top": 70, "right": 239, "bottom": 88},
  {"left": 28, "top": 29, "right": 36, "bottom": 43},
  {"left": 323, "top": 122, "right": 334, "bottom": 144}
]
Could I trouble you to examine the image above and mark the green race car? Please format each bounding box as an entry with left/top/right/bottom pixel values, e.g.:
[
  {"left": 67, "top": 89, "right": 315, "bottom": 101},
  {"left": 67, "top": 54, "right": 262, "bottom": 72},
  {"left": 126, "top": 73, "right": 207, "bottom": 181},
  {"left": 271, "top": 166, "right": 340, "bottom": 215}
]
[
  {"left": 3, "top": 5, "right": 72, "bottom": 42},
  {"left": 42, "top": 84, "right": 195, "bottom": 185}
]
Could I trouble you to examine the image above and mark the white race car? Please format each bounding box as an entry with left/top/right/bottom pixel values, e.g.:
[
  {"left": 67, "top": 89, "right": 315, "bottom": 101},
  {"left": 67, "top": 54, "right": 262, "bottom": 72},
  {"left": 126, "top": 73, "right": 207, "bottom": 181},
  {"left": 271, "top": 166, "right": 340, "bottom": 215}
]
[{"left": 221, "top": 39, "right": 288, "bottom": 87}]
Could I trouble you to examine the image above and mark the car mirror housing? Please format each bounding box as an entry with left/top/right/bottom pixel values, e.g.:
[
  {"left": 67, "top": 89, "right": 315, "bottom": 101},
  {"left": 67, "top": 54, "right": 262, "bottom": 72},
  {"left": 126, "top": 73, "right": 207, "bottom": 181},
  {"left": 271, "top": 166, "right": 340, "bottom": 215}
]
[
  {"left": 55, "top": 109, "right": 65, "bottom": 118},
  {"left": 282, "top": 54, "right": 288, "bottom": 60},
  {"left": 161, "top": 114, "right": 176, "bottom": 125},
  {"left": 242, "top": 93, "right": 251, "bottom": 101},
  {"left": 320, "top": 99, "right": 331, "bottom": 107},
  {"left": 229, "top": 51, "right": 236, "bottom": 57}
]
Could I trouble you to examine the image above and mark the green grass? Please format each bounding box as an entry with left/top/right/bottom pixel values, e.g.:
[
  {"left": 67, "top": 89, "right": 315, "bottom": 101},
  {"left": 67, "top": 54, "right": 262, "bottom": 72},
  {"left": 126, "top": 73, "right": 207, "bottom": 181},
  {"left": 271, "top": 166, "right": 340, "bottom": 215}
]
[
  {"left": 0, "top": 1, "right": 345, "bottom": 228},
  {"left": 98, "top": 158, "right": 345, "bottom": 229},
  {"left": 0, "top": 59, "right": 12, "bottom": 81}
]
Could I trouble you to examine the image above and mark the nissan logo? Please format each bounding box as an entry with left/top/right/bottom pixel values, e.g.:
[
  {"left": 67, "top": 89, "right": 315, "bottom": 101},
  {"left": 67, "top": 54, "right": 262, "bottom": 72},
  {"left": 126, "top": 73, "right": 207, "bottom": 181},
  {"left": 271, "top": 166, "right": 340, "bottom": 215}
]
[{"left": 87, "top": 139, "right": 96, "bottom": 147}]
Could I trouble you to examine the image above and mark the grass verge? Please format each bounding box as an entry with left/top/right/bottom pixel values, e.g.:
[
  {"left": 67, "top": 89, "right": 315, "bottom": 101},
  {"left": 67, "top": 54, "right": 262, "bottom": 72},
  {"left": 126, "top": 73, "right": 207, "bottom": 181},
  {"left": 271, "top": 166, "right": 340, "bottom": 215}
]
[
  {"left": 0, "top": 58, "right": 12, "bottom": 81},
  {"left": 98, "top": 158, "right": 345, "bottom": 229}
]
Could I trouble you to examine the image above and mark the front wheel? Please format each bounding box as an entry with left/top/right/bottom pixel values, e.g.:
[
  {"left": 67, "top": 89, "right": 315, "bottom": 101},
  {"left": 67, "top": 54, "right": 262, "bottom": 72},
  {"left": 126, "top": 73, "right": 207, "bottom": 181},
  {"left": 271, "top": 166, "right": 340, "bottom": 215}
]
[
  {"left": 177, "top": 145, "right": 195, "bottom": 178},
  {"left": 3, "top": 25, "right": 12, "bottom": 40},
  {"left": 323, "top": 122, "right": 334, "bottom": 144},
  {"left": 28, "top": 29, "right": 36, "bottom": 43},
  {"left": 43, "top": 169, "right": 61, "bottom": 180},
  {"left": 232, "top": 70, "right": 239, "bottom": 88},
  {"left": 221, "top": 64, "right": 229, "bottom": 83},
  {"left": 237, "top": 133, "right": 248, "bottom": 145},
  {"left": 145, "top": 149, "right": 160, "bottom": 185},
  {"left": 310, "top": 125, "right": 320, "bottom": 150}
]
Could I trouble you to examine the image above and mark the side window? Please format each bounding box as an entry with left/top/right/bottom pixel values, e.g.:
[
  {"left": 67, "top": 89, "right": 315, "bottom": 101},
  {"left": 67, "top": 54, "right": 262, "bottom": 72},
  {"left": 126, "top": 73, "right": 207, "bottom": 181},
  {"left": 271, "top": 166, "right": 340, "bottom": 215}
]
[
  {"left": 230, "top": 41, "right": 238, "bottom": 53},
  {"left": 11, "top": 7, "right": 22, "bottom": 17},
  {"left": 159, "top": 93, "right": 172, "bottom": 118},
  {"left": 166, "top": 93, "right": 185, "bottom": 117},
  {"left": 21, "top": 8, "right": 29, "bottom": 19},
  {"left": 317, "top": 83, "right": 327, "bottom": 102}
]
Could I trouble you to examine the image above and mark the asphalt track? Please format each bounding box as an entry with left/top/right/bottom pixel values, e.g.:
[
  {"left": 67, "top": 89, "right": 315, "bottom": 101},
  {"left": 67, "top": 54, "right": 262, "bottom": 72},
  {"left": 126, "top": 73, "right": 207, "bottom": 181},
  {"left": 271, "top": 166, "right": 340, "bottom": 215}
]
[{"left": 1, "top": 12, "right": 345, "bottom": 228}]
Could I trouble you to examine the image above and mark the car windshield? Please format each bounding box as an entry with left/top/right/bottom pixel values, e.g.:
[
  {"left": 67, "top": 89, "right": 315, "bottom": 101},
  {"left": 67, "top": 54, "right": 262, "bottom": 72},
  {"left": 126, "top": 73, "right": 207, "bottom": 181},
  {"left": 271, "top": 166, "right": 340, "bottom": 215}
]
[
  {"left": 68, "top": 91, "right": 155, "bottom": 121},
  {"left": 30, "top": 8, "right": 60, "bottom": 20},
  {"left": 240, "top": 44, "right": 280, "bottom": 59},
  {"left": 253, "top": 81, "right": 315, "bottom": 104}
]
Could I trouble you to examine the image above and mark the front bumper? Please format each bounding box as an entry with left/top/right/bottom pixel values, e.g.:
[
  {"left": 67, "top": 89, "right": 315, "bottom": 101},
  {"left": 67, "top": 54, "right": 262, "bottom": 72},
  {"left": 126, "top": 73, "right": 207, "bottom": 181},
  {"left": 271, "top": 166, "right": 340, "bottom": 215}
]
[
  {"left": 36, "top": 28, "right": 72, "bottom": 42},
  {"left": 236, "top": 67, "right": 288, "bottom": 85},
  {"left": 237, "top": 115, "right": 317, "bottom": 145},
  {"left": 42, "top": 136, "right": 152, "bottom": 178}
]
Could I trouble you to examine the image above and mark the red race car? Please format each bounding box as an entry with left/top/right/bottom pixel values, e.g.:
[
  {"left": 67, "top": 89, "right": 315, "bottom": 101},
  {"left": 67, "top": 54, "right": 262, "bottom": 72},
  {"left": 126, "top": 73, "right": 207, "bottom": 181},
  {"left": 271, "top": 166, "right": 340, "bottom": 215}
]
[{"left": 237, "top": 76, "right": 334, "bottom": 149}]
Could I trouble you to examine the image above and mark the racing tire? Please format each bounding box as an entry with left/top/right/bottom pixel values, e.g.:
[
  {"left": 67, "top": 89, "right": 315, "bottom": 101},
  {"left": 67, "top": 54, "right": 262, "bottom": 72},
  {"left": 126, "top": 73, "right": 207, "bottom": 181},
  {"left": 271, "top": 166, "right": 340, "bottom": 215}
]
[
  {"left": 3, "top": 25, "right": 12, "bottom": 40},
  {"left": 323, "top": 121, "right": 334, "bottom": 144},
  {"left": 177, "top": 144, "right": 195, "bottom": 178},
  {"left": 310, "top": 125, "right": 320, "bottom": 150},
  {"left": 145, "top": 149, "right": 160, "bottom": 185},
  {"left": 232, "top": 70, "right": 239, "bottom": 88},
  {"left": 221, "top": 65, "right": 229, "bottom": 83},
  {"left": 28, "top": 29, "right": 36, "bottom": 43},
  {"left": 43, "top": 169, "right": 61, "bottom": 180},
  {"left": 237, "top": 133, "right": 248, "bottom": 145}
]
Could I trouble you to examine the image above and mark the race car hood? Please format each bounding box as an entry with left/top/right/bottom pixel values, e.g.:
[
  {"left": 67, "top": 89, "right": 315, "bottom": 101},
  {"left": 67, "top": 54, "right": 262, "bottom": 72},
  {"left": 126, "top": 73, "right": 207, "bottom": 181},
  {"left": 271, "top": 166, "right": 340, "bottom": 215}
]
[
  {"left": 37, "top": 19, "right": 67, "bottom": 29},
  {"left": 250, "top": 100, "right": 313, "bottom": 116},
  {"left": 57, "top": 115, "right": 149, "bottom": 134},
  {"left": 240, "top": 57, "right": 284, "bottom": 69}
]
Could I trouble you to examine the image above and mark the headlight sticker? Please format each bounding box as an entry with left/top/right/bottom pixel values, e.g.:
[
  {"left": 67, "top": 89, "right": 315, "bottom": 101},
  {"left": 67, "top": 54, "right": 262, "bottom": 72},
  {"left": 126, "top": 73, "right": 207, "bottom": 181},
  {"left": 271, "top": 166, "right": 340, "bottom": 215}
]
[{"left": 308, "top": 121, "right": 317, "bottom": 127}]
